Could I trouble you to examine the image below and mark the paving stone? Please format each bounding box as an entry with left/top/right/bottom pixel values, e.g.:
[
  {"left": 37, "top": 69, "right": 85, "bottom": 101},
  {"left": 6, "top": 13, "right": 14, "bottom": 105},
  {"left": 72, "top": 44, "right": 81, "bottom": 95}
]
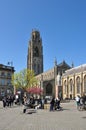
[{"left": 0, "top": 101, "right": 86, "bottom": 130}]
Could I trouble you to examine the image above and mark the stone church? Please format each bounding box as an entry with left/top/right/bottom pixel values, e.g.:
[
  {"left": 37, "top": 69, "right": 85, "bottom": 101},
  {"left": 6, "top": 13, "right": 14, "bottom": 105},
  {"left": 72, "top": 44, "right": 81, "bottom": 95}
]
[{"left": 27, "top": 30, "right": 71, "bottom": 99}]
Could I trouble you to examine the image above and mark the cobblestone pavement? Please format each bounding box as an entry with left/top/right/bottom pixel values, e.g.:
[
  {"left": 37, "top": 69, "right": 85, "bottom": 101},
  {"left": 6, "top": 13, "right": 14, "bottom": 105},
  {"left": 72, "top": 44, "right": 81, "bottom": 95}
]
[{"left": 0, "top": 101, "right": 86, "bottom": 130}]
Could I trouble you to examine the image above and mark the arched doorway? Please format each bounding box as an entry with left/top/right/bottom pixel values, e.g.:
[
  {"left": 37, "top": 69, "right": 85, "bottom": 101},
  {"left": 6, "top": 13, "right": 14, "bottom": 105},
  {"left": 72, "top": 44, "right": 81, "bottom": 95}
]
[{"left": 45, "top": 83, "right": 53, "bottom": 96}]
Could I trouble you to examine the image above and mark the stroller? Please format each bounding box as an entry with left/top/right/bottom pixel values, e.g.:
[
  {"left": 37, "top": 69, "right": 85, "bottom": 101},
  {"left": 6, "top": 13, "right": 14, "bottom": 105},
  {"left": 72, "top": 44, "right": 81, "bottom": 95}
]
[
  {"left": 55, "top": 98, "right": 62, "bottom": 111},
  {"left": 78, "top": 96, "right": 86, "bottom": 111}
]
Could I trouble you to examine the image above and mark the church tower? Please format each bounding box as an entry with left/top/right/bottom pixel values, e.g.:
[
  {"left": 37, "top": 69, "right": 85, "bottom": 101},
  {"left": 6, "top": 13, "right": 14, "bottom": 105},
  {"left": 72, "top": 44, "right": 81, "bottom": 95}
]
[{"left": 27, "top": 30, "right": 43, "bottom": 75}]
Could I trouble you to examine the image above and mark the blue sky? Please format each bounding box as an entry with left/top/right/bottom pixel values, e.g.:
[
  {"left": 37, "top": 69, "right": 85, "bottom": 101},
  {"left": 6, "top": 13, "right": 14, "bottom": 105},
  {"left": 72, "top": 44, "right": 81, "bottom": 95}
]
[{"left": 0, "top": 0, "right": 86, "bottom": 72}]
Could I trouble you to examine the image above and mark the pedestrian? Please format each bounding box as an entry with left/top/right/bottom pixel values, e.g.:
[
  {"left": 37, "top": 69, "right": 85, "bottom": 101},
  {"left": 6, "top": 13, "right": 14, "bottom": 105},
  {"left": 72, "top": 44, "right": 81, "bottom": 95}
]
[
  {"left": 23, "top": 95, "right": 28, "bottom": 113},
  {"left": 55, "top": 97, "right": 61, "bottom": 110},
  {"left": 2, "top": 96, "right": 6, "bottom": 108},
  {"left": 41, "top": 98, "right": 44, "bottom": 109},
  {"left": 50, "top": 97, "right": 55, "bottom": 111},
  {"left": 75, "top": 95, "right": 80, "bottom": 109}
]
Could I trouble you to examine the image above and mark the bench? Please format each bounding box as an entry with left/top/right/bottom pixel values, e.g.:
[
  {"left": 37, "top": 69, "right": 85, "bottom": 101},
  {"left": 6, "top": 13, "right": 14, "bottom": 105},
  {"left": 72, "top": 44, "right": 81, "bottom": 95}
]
[
  {"left": 23, "top": 104, "right": 37, "bottom": 114},
  {"left": 26, "top": 108, "right": 37, "bottom": 114}
]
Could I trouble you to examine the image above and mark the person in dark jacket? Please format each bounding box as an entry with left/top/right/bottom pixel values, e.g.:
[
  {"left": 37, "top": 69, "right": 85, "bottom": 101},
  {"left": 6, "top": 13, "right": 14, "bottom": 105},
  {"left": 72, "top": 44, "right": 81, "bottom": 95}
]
[
  {"left": 2, "top": 97, "right": 6, "bottom": 108},
  {"left": 50, "top": 97, "right": 55, "bottom": 111}
]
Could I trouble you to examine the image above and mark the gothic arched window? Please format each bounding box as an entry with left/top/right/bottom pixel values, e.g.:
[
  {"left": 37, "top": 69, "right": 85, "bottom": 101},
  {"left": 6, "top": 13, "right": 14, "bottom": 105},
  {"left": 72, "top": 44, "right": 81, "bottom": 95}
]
[
  {"left": 64, "top": 80, "right": 67, "bottom": 94},
  {"left": 37, "top": 64, "right": 40, "bottom": 74},
  {"left": 34, "top": 47, "right": 39, "bottom": 57},
  {"left": 76, "top": 76, "right": 80, "bottom": 93},
  {"left": 84, "top": 75, "right": 86, "bottom": 93},
  {"left": 34, "top": 63, "right": 36, "bottom": 73},
  {"left": 70, "top": 79, "right": 73, "bottom": 93}
]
